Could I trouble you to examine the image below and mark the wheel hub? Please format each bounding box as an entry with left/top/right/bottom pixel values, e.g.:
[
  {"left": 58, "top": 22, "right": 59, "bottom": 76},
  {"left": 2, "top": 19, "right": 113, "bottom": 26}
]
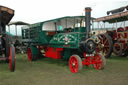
[{"left": 72, "top": 62, "right": 75, "bottom": 67}]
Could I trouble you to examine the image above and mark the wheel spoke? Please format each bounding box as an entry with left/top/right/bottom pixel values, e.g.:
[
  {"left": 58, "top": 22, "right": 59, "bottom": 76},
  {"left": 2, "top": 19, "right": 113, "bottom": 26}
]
[
  {"left": 97, "top": 34, "right": 113, "bottom": 58},
  {"left": 93, "top": 53, "right": 104, "bottom": 70}
]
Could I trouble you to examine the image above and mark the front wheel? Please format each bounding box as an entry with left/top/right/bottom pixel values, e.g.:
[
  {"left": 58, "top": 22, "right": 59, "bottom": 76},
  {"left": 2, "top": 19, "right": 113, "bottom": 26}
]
[
  {"left": 69, "top": 55, "right": 82, "bottom": 73},
  {"left": 9, "top": 44, "right": 16, "bottom": 72},
  {"left": 93, "top": 53, "right": 106, "bottom": 70}
]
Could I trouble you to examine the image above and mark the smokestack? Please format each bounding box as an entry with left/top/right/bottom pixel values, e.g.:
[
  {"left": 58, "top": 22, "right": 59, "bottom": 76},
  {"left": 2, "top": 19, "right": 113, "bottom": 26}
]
[{"left": 85, "top": 7, "right": 92, "bottom": 38}]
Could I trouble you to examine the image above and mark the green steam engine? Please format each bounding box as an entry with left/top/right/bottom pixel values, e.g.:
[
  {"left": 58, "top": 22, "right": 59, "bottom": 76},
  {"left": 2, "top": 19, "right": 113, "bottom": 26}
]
[{"left": 22, "top": 7, "right": 105, "bottom": 73}]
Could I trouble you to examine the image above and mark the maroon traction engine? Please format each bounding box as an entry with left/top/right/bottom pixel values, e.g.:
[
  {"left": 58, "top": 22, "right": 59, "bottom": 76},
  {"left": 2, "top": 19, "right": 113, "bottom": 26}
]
[{"left": 94, "top": 5, "right": 128, "bottom": 57}]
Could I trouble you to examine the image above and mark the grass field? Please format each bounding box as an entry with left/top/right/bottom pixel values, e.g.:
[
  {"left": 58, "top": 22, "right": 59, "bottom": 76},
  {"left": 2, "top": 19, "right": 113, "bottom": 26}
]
[{"left": 0, "top": 54, "right": 128, "bottom": 85}]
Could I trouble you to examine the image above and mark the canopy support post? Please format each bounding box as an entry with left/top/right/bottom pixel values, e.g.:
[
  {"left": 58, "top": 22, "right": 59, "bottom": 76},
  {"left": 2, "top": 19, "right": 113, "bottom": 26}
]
[{"left": 15, "top": 25, "right": 17, "bottom": 37}]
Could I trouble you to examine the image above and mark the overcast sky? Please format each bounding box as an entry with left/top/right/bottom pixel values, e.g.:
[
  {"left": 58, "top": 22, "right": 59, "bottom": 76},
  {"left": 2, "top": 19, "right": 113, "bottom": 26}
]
[{"left": 0, "top": 0, "right": 128, "bottom": 35}]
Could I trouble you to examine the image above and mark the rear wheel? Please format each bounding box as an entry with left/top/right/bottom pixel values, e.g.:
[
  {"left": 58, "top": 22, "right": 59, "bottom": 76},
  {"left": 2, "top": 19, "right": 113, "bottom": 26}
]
[
  {"left": 27, "top": 46, "right": 41, "bottom": 61},
  {"left": 97, "top": 33, "right": 113, "bottom": 58},
  {"left": 27, "top": 48, "right": 37, "bottom": 61},
  {"left": 113, "top": 42, "right": 122, "bottom": 56},
  {"left": 9, "top": 44, "right": 16, "bottom": 72},
  {"left": 69, "top": 55, "right": 82, "bottom": 73},
  {"left": 113, "top": 42, "right": 128, "bottom": 57},
  {"left": 27, "top": 48, "right": 32, "bottom": 61}
]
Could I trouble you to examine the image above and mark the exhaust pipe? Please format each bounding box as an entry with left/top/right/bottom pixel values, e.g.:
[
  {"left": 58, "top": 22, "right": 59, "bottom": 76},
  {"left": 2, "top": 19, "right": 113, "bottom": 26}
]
[
  {"left": 85, "top": 7, "right": 92, "bottom": 38},
  {"left": 80, "top": 7, "right": 96, "bottom": 54}
]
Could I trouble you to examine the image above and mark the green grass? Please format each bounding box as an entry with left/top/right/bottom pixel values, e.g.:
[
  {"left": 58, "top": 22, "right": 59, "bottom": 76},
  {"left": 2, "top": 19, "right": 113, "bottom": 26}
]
[{"left": 0, "top": 54, "right": 128, "bottom": 85}]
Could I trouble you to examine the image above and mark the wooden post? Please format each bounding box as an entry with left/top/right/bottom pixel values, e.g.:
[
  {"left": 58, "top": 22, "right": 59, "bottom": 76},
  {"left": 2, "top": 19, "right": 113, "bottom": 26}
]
[
  {"left": 92, "top": 21, "right": 94, "bottom": 31},
  {"left": 124, "top": 21, "right": 125, "bottom": 28},
  {"left": 8, "top": 25, "right": 10, "bottom": 33},
  {"left": 15, "top": 25, "right": 17, "bottom": 36},
  {"left": 98, "top": 22, "right": 99, "bottom": 30},
  {"left": 104, "top": 22, "right": 105, "bottom": 30},
  {"left": 116, "top": 20, "right": 117, "bottom": 32}
]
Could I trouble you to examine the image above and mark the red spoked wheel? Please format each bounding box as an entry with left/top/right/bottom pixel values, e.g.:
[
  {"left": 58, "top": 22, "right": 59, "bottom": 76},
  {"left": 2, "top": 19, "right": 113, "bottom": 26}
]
[
  {"left": 27, "top": 48, "right": 32, "bottom": 61},
  {"left": 97, "top": 34, "right": 113, "bottom": 58},
  {"left": 113, "top": 42, "right": 128, "bottom": 57},
  {"left": 9, "top": 44, "right": 16, "bottom": 72},
  {"left": 93, "top": 53, "right": 106, "bottom": 70},
  {"left": 69, "top": 55, "right": 82, "bottom": 73},
  {"left": 113, "top": 42, "right": 122, "bottom": 56}
]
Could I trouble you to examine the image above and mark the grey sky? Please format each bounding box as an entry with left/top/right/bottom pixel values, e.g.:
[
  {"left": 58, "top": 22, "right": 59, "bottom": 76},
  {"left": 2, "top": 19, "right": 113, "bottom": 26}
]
[{"left": 0, "top": 0, "right": 128, "bottom": 35}]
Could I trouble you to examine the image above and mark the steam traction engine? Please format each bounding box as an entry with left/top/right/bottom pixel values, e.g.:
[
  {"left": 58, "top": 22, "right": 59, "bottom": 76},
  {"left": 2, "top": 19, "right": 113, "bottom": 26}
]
[
  {"left": 22, "top": 7, "right": 106, "bottom": 73},
  {"left": 93, "top": 5, "right": 128, "bottom": 57},
  {"left": 0, "top": 6, "right": 15, "bottom": 72}
]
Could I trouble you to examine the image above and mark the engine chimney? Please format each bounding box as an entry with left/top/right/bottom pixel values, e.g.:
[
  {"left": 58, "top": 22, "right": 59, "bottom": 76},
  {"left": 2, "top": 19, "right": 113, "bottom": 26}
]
[{"left": 85, "top": 7, "right": 92, "bottom": 38}]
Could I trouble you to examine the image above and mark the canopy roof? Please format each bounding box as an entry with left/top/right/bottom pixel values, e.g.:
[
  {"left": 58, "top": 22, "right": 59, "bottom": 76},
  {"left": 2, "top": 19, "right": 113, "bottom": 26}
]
[
  {"left": 93, "top": 11, "right": 128, "bottom": 23},
  {"left": 42, "top": 16, "right": 95, "bottom": 23},
  {"left": 8, "top": 21, "right": 30, "bottom": 26},
  {"left": 27, "top": 16, "right": 95, "bottom": 29},
  {"left": 0, "top": 5, "right": 14, "bottom": 24},
  {"left": 107, "top": 5, "right": 128, "bottom": 15}
]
